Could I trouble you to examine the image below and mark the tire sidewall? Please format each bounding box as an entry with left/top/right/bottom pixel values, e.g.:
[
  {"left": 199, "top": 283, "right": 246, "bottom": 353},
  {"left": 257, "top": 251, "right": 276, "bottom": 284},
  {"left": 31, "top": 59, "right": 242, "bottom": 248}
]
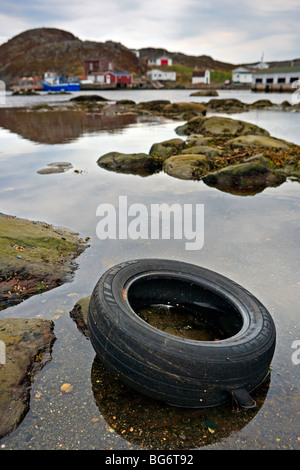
[{"left": 88, "top": 259, "right": 276, "bottom": 404}]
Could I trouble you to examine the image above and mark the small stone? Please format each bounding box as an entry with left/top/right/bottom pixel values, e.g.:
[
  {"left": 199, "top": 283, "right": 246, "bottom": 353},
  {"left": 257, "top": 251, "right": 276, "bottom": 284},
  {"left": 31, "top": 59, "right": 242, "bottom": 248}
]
[{"left": 61, "top": 383, "right": 73, "bottom": 393}]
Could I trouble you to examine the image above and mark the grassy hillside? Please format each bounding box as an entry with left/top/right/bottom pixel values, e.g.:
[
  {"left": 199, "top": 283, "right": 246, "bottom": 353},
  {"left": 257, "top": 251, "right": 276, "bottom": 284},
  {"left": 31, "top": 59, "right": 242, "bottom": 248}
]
[{"left": 149, "top": 64, "right": 232, "bottom": 86}]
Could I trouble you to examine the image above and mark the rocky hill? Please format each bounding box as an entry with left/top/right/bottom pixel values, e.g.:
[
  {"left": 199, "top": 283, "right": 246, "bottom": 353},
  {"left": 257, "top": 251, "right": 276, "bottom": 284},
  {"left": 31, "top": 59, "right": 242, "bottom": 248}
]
[
  {"left": 0, "top": 27, "right": 235, "bottom": 84},
  {"left": 0, "top": 28, "right": 141, "bottom": 83},
  {"left": 138, "top": 47, "right": 235, "bottom": 72}
]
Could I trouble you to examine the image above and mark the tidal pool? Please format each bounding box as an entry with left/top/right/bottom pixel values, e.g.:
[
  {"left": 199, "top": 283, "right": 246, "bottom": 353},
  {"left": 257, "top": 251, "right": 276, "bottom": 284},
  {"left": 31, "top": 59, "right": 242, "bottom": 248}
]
[{"left": 0, "top": 92, "right": 299, "bottom": 450}]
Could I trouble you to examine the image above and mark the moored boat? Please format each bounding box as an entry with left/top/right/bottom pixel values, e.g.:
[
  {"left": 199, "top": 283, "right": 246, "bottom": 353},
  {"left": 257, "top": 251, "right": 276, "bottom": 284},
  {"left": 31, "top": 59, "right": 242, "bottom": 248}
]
[{"left": 42, "top": 80, "right": 80, "bottom": 92}]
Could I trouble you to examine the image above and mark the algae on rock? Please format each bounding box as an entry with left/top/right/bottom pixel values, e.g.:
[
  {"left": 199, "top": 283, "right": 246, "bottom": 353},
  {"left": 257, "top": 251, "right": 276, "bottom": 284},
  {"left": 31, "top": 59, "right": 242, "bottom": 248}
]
[{"left": 0, "top": 213, "right": 88, "bottom": 310}]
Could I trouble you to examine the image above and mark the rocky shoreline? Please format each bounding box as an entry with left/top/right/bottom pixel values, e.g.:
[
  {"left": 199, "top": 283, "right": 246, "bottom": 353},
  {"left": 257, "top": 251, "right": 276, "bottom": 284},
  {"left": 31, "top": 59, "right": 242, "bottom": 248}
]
[
  {"left": 0, "top": 213, "right": 88, "bottom": 439},
  {"left": 0, "top": 213, "right": 89, "bottom": 311}
]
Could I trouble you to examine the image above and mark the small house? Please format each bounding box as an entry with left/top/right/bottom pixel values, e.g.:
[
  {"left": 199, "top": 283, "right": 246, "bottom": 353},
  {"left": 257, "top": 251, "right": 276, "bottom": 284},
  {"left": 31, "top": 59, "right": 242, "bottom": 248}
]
[
  {"left": 192, "top": 70, "right": 210, "bottom": 85},
  {"left": 148, "top": 55, "right": 173, "bottom": 66},
  {"left": 84, "top": 59, "right": 114, "bottom": 74},
  {"left": 105, "top": 71, "right": 132, "bottom": 87},
  {"left": 146, "top": 69, "right": 176, "bottom": 81},
  {"left": 232, "top": 66, "right": 253, "bottom": 84},
  {"left": 87, "top": 70, "right": 133, "bottom": 87}
]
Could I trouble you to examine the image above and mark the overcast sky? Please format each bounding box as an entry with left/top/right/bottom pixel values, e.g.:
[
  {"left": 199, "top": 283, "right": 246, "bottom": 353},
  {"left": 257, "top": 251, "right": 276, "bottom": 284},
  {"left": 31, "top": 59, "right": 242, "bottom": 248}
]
[{"left": 0, "top": 0, "right": 299, "bottom": 64}]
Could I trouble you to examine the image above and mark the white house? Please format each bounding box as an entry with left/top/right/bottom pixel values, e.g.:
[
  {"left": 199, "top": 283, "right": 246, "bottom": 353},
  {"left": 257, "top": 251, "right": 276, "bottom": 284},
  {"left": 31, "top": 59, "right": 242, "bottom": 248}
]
[
  {"left": 148, "top": 55, "right": 173, "bottom": 66},
  {"left": 232, "top": 66, "right": 253, "bottom": 84},
  {"left": 192, "top": 70, "right": 210, "bottom": 85},
  {"left": 252, "top": 66, "right": 300, "bottom": 90},
  {"left": 147, "top": 69, "right": 176, "bottom": 81},
  {"left": 87, "top": 72, "right": 105, "bottom": 83}
]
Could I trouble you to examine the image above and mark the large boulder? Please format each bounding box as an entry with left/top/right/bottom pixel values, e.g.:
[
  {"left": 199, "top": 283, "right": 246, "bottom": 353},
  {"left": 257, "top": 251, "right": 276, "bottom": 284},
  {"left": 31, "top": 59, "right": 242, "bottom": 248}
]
[
  {"left": 205, "top": 98, "right": 249, "bottom": 113},
  {"left": 163, "top": 154, "right": 212, "bottom": 180},
  {"left": 0, "top": 318, "right": 55, "bottom": 439},
  {"left": 190, "top": 90, "right": 219, "bottom": 97},
  {"left": 203, "top": 155, "right": 286, "bottom": 195},
  {"left": 176, "top": 115, "right": 270, "bottom": 137},
  {"left": 136, "top": 100, "right": 171, "bottom": 113},
  {"left": 226, "top": 134, "right": 290, "bottom": 150},
  {"left": 160, "top": 102, "right": 207, "bottom": 119},
  {"left": 97, "top": 151, "right": 160, "bottom": 176},
  {"left": 182, "top": 145, "right": 221, "bottom": 158},
  {"left": 149, "top": 138, "right": 186, "bottom": 160},
  {"left": 0, "top": 213, "right": 88, "bottom": 310}
]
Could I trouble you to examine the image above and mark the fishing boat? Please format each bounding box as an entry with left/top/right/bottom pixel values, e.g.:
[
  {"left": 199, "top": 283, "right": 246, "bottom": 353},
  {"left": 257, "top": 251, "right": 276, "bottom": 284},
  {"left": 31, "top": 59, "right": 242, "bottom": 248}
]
[{"left": 42, "top": 80, "right": 80, "bottom": 92}]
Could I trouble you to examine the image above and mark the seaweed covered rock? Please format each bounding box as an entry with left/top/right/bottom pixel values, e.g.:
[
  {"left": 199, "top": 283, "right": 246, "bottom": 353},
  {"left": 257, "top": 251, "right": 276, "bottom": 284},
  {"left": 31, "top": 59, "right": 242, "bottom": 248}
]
[
  {"left": 190, "top": 90, "right": 219, "bottom": 97},
  {"left": 176, "top": 115, "right": 269, "bottom": 138},
  {"left": 163, "top": 154, "right": 212, "bottom": 180},
  {"left": 136, "top": 100, "right": 206, "bottom": 119},
  {"left": 203, "top": 155, "right": 286, "bottom": 195},
  {"left": 160, "top": 102, "right": 206, "bottom": 119},
  {"left": 182, "top": 145, "right": 221, "bottom": 158},
  {"left": 0, "top": 318, "right": 55, "bottom": 439},
  {"left": 97, "top": 151, "right": 160, "bottom": 176},
  {"left": 136, "top": 100, "right": 171, "bottom": 113},
  {"left": 0, "top": 214, "right": 88, "bottom": 310},
  {"left": 205, "top": 98, "right": 249, "bottom": 113},
  {"left": 226, "top": 135, "right": 290, "bottom": 150},
  {"left": 149, "top": 138, "right": 186, "bottom": 160}
]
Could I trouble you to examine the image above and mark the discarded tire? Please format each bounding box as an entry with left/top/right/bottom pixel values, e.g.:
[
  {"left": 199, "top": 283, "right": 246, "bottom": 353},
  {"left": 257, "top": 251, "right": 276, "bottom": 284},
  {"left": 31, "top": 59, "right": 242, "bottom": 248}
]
[{"left": 87, "top": 259, "right": 276, "bottom": 409}]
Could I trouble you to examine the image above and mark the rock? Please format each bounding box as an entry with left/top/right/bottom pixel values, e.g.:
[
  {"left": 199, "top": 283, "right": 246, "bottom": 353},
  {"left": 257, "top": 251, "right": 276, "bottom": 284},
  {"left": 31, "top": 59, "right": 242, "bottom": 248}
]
[
  {"left": 70, "top": 94, "right": 110, "bottom": 102},
  {"left": 136, "top": 101, "right": 206, "bottom": 120},
  {"left": 0, "top": 318, "right": 55, "bottom": 439},
  {"left": 61, "top": 383, "right": 73, "bottom": 393},
  {"left": 182, "top": 145, "right": 221, "bottom": 158},
  {"left": 186, "top": 134, "right": 212, "bottom": 146},
  {"left": 226, "top": 134, "right": 290, "bottom": 150},
  {"left": 97, "top": 151, "right": 160, "bottom": 176},
  {"left": 190, "top": 90, "right": 219, "bottom": 97},
  {"left": 37, "top": 162, "right": 73, "bottom": 174},
  {"left": 149, "top": 138, "right": 186, "bottom": 160},
  {"left": 205, "top": 98, "right": 249, "bottom": 113},
  {"left": 0, "top": 213, "right": 88, "bottom": 310},
  {"left": 176, "top": 115, "right": 269, "bottom": 137},
  {"left": 160, "top": 102, "right": 207, "bottom": 119},
  {"left": 69, "top": 295, "right": 90, "bottom": 337},
  {"left": 163, "top": 154, "right": 212, "bottom": 180},
  {"left": 203, "top": 157, "right": 286, "bottom": 195},
  {"left": 249, "top": 99, "right": 274, "bottom": 109},
  {"left": 137, "top": 100, "right": 171, "bottom": 113},
  {"left": 116, "top": 99, "right": 136, "bottom": 106}
]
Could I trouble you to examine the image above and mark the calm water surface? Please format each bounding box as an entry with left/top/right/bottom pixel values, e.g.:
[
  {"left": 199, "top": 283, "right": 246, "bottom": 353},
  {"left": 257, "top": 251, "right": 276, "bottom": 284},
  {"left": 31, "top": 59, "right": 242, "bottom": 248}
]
[{"left": 0, "top": 89, "right": 299, "bottom": 450}]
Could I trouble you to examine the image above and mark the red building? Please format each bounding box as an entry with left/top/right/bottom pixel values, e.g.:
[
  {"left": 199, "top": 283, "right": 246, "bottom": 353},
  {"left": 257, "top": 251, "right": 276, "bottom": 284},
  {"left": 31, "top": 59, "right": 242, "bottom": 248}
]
[{"left": 104, "top": 71, "right": 132, "bottom": 87}]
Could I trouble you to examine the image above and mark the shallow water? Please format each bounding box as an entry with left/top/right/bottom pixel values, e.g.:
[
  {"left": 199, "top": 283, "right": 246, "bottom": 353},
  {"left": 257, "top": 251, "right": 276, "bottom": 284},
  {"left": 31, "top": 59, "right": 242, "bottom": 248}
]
[{"left": 0, "top": 89, "right": 299, "bottom": 450}]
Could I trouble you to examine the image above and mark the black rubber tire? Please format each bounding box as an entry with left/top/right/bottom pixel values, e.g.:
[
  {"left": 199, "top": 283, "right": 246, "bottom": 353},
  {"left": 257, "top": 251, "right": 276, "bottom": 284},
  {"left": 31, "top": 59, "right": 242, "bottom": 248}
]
[{"left": 87, "top": 259, "right": 276, "bottom": 408}]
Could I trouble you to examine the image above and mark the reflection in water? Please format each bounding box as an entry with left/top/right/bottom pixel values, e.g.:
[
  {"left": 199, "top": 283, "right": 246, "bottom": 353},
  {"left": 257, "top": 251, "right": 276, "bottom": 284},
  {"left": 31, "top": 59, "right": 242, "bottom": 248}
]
[
  {"left": 202, "top": 172, "right": 286, "bottom": 196},
  {"left": 91, "top": 356, "right": 270, "bottom": 450},
  {"left": 0, "top": 108, "right": 138, "bottom": 144}
]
